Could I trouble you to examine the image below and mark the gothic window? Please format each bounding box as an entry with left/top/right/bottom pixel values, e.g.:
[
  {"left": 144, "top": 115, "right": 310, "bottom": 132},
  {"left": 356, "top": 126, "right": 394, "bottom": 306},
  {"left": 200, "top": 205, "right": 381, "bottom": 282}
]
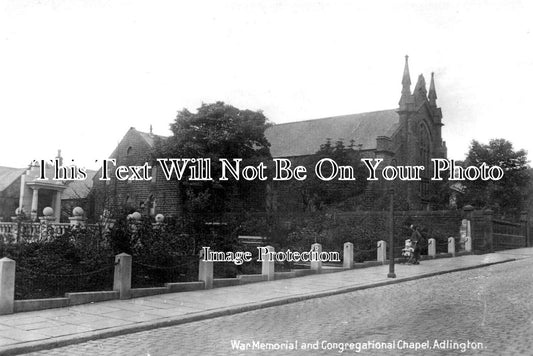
[
  {"left": 148, "top": 194, "right": 156, "bottom": 216},
  {"left": 418, "top": 123, "right": 431, "bottom": 170},
  {"left": 126, "top": 146, "right": 133, "bottom": 156}
]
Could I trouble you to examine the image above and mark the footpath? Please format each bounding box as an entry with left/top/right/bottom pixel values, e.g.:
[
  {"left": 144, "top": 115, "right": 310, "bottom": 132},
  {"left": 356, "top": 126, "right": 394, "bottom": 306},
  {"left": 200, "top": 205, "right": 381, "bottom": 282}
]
[{"left": 1, "top": 247, "right": 532, "bottom": 355}]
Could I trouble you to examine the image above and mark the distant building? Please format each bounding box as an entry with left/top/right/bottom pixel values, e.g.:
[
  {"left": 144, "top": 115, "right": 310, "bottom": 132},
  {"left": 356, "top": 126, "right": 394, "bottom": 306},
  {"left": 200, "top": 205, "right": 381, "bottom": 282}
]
[{"left": 0, "top": 152, "right": 95, "bottom": 222}]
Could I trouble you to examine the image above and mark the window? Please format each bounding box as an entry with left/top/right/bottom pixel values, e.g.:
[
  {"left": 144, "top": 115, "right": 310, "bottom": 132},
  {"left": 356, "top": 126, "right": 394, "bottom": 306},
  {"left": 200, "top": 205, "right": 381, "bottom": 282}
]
[
  {"left": 419, "top": 123, "right": 431, "bottom": 199},
  {"left": 126, "top": 146, "right": 133, "bottom": 156},
  {"left": 418, "top": 123, "right": 430, "bottom": 170}
]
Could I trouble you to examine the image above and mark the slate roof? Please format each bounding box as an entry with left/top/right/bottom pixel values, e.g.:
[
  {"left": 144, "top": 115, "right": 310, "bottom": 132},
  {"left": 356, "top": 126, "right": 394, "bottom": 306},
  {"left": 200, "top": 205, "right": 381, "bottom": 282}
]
[
  {"left": 110, "top": 110, "right": 400, "bottom": 160},
  {"left": 265, "top": 109, "right": 400, "bottom": 158},
  {"left": 62, "top": 170, "right": 98, "bottom": 200},
  {"left": 138, "top": 130, "right": 164, "bottom": 147},
  {"left": 0, "top": 166, "right": 26, "bottom": 192},
  {"left": 108, "top": 128, "right": 164, "bottom": 158}
]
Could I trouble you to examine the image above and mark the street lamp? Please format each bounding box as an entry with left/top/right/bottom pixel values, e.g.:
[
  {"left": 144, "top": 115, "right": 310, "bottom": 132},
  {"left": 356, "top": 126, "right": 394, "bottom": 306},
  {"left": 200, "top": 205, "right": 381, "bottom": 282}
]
[{"left": 387, "top": 188, "right": 396, "bottom": 278}]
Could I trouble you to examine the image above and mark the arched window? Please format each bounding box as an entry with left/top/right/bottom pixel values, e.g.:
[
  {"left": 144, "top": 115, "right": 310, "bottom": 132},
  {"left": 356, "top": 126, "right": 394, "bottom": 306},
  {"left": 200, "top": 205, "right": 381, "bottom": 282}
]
[
  {"left": 418, "top": 123, "right": 431, "bottom": 170},
  {"left": 126, "top": 146, "right": 133, "bottom": 156},
  {"left": 148, "top": 195, "right": 156, "bottom": 216}
]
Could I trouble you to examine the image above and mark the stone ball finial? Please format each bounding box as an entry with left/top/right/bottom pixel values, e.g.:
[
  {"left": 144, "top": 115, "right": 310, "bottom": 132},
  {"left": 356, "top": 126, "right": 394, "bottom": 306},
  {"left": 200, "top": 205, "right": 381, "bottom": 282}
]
[
  {"left": 131, "top": 212, "right": 142, "bottom": 221},
  {"left": 155, "top": 214, "right": 164, "bottom": 223},
  {"left": 73, "top": 207, "right": 84, "bottom": 217},
  {"left": 43, "top": 207, "right": 54, "bottom": 217},
  {"left": 463, "top": 204, "right": 474, "bottom": 212}
]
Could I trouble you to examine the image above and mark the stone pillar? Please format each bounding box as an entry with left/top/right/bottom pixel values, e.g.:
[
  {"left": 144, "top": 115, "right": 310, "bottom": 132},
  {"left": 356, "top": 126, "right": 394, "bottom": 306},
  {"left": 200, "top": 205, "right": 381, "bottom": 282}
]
[
  {"left": 428, "top": 238, "right": 436, "bottom": 258},
  {"left": 31, "top": 188, "right": 39, "bottom": 221},
  {"left": 113, "top": 253, "right": 132, "bottom": 299},
  {"left": 465, "top": 227, "right": 472, "bottom": 253},
  {"left": 448, "top": 237, "right": 455, "bottom": 256},
  {"left": 54, "top": 191, "right": 62, "bottom": 223},
  {"left": 310, "top": 243, "right": 322, "bottom": 273},
  {"left": 261, "top": 246, "right": 275, "bottom": 281},
  {"left": 377, "top": 240, "right": 386, "bottom": 264},
  {"left": 198, "top": 249, "right": 213, "bottom": 289},
  {"left": 343, "top": 242, "right": 354, "bottom": 269},
  {"left": 18, "top": 174, "right": 26, "bottom": 212},
  {"left": 69, "top": 207, "right": 87, "bottom": 227},
  {"left": 0, "top": 258, "right": 16, "bottom": 315}
]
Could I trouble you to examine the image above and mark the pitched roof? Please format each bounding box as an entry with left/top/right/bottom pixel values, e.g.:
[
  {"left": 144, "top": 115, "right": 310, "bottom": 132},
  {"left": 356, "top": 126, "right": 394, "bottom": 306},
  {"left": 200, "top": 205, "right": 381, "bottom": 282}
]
[
  {"left": 109, "top": 128, "right": 164, "bottom": 158},
  {"left": 265, "top": 109, "right": 400, "bottom": 157},
  {"left": 109, "top": 110, "right": 400, "bottom": 160},
  {"left": 138, "top": 130, "right": 164, "bottom": 147},
  {"left": 62, "top": 170, "right": 98, "bottom": 200},
  {"left": 0, "top": 166, "right": 26, "bottom": 191}
]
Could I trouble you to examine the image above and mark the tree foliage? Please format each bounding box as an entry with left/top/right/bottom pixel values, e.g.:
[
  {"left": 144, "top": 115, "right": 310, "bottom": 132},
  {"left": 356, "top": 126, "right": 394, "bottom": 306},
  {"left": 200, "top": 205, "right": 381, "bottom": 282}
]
[
  {"left": 154, "top": 101, "right": 272, "bottom": 215},
  {"left": 281, "top": 139, "right": 368, "bottom": 212},
  {"left": 462, "top": 138, "right": 530, "bottom": 216}
]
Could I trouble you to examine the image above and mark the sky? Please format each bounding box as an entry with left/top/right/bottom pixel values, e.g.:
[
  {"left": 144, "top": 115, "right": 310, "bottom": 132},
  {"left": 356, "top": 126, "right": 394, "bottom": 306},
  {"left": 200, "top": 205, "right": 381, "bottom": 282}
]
[{"left": 1, "top": 0, "right": 532, "bottom": 170}]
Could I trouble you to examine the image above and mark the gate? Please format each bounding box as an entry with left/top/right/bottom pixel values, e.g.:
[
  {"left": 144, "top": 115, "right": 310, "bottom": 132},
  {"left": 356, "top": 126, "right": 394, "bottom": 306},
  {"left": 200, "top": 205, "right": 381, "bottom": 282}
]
[{"left": 492, "top": 219, "right": 526, "bottom": 251}]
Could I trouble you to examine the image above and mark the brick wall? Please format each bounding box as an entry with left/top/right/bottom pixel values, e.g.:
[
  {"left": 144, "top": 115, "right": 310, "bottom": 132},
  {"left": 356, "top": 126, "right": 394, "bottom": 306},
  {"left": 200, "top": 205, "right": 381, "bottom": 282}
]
[{"left": 91, "top": 129, "right": 181, "bottom": 219}]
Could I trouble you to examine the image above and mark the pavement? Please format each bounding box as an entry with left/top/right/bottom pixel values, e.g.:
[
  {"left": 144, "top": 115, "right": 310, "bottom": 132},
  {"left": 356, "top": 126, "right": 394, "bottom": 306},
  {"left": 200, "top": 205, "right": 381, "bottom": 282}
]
[{"left": 1, "top": 248, "right": 532, "bottom": 355}]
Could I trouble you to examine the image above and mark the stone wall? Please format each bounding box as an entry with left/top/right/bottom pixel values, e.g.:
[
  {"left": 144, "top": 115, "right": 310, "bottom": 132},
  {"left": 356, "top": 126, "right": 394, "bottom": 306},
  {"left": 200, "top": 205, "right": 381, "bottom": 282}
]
[{"left": 91, "top": 128, "right": 181, "bottom": 219}]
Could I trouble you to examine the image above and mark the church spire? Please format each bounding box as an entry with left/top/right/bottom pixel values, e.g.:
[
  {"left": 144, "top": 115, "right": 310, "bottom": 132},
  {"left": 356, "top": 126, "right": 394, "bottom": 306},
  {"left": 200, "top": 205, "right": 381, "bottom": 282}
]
[
  {"left": 399, "top": 55, "right": 412, "bottom": 108},
  {"left": 402, "top": 55, "right": 411, "bottom": 89},
  {"left": 428, "top": 72, "right": 437, "bottom": 107}
]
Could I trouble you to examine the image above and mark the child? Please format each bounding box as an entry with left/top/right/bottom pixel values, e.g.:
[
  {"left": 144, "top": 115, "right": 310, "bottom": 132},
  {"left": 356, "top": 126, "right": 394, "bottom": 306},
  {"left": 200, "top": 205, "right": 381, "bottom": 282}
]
[{"left": 402, "top": 239, "right": 414, "bottom": 264}]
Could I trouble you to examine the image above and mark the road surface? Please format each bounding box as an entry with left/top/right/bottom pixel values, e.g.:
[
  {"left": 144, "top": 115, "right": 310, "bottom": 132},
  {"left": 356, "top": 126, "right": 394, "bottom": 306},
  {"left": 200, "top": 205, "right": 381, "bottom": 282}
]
[{"left": 29, "top": 257, "right": 533, "bottom": 355}]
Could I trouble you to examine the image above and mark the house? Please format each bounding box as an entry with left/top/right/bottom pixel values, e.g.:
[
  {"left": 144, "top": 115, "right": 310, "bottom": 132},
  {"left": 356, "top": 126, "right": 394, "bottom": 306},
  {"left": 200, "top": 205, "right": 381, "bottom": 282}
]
[{"left": 0, "top": 152, "right": 96, "bottom": 222}]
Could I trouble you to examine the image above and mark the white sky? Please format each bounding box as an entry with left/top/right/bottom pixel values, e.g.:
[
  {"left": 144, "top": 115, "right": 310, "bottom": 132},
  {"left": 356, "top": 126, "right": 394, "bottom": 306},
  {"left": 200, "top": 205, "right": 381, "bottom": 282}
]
[{"left": 1, "top": 0, "right": 532, "bottom": 170}]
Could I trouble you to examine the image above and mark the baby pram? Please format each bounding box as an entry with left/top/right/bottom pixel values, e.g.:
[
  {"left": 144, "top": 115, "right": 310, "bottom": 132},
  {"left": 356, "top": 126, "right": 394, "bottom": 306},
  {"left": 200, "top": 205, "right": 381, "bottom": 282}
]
[{"left": 401, "top": 239, "right": 415, "bottom": 264}]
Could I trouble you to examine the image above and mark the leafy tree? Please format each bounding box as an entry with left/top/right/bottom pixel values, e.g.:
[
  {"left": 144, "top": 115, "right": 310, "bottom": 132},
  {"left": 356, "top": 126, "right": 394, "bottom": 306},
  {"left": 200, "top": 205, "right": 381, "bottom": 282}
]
[
  {"left": 282, "top": 139, "right": 368, "bottom": 212},
  {"left": 154, "top": 101, "right": 272, "bottom": 215},
  {"left": 462, "top": 139, "right": 530, "bottom": 216}
]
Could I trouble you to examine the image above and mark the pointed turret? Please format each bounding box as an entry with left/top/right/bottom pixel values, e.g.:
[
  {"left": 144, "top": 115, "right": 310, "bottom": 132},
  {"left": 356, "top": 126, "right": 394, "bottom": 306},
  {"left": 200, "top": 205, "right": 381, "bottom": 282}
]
[
  {"left": 56, "top": 149, "right": 63, "bottom": 166},
  {"left": 402, "top": 55, "right": 411, "bottom": 87},
  {"left": 414, "top": 74, "right": 427, "bottom": 96},
  {"left": 413, "top": 74, "right": 427, "bottom": 106},
  {"left": 399, "top": 55, "right": 412, "bottom": 108},
  {"left": 428, "top": 72, "right": 437, "bottom": 107}
]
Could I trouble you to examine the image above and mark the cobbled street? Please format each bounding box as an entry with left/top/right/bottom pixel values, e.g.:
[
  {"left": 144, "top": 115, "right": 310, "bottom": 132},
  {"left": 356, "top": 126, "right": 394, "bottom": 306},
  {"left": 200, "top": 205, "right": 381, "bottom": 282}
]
[{"left": 28, "top": 257, "right": 533, "bottom": 356}]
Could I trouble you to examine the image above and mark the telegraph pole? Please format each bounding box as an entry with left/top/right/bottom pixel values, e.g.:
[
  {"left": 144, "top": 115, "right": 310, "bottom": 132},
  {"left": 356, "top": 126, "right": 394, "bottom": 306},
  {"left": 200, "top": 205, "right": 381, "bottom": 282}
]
[{"left": 387, "top": 188, "right": 396, "bottom": 278}]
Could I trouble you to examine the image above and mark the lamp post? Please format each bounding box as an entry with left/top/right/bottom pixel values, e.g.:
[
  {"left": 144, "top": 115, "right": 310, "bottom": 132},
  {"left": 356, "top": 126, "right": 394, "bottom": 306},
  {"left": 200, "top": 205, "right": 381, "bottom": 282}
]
[{"left": 387, "top": 188, "right": 396, "bottom": 278}]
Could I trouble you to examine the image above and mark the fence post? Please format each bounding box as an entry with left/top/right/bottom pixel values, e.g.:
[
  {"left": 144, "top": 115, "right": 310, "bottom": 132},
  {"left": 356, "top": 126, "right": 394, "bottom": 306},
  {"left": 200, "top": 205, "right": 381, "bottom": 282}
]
[
  {"left": 113, "top": 253, "right": 132, "bottom": 299},
  {"left": 261, "top": 246, "right": 275, "bottom": 281},
  {"left": 0, "top": 258, "right": 16, "bottom": 315},
  {"left": 448, "top": 237, "right": 455, "bottom": 257},
  {"left": 377, "top": 240, "right": 386, "bottom": 264},
  {"left": 463, "top": 205, "right": 474, "bottom": 251},
  {"left": 484, "top": 209, "right": 494, "bottom": 253},
  {"left": 343, "top": 242, "right": 354, "bottom": 269},
  {"left": 465, "top": 230, "right": 472, "bottom": 253},
  {"left": 428, "top": 238, "right": 436, "bottom": 258},
  {"left": 310, "top": 243, "right": 322, "bottom": 273},
  {"left": 198, "top": 249, "right": 213, "bottom": 289},
  {"left": 520, "top": 211, "right": 529, "bottom": 248}
]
